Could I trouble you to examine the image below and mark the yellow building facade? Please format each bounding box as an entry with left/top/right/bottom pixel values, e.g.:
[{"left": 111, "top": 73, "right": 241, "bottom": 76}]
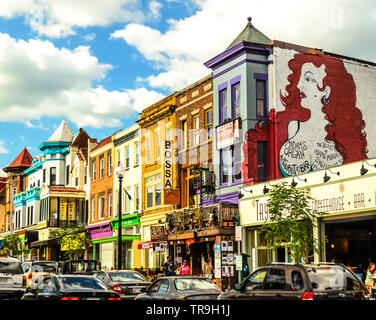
[{"left": 137, "top": 93, "right": 179, "bottom": 270}]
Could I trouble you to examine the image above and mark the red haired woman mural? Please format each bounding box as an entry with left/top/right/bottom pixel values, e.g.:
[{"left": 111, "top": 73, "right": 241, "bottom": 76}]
[{"left": 277, "top": 52, "right": 367, "bottom": 176}]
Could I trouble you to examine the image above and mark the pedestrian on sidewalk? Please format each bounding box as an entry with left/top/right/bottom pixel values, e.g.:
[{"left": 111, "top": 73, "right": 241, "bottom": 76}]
[{"left": 180, "top": 260, "right": 190, "bottom": 275}]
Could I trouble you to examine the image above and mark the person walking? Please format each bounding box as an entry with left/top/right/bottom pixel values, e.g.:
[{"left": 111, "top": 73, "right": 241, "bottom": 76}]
[
  {"left": 180, "top": 260, "right": 190, "bottom": 275},
  {"left": 163, "top": 256, "right": 177, "bottom": 276},
  {"left": 202, "top": 257, "right": 214, "bottom": 279}
]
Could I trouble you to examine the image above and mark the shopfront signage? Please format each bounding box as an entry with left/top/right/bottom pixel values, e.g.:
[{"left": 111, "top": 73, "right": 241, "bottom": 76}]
[
  {"left": 150, "top": 226, "right": 167, "bottom": 242},
  {"left": 216, "top": 118, "right": 240, "bottom": 150},
  {"left": 164, "top": 140, "right": 173, "bottom": 190},
  {"left": 240, "top": 174, "right": 376, "bottom": 226}
]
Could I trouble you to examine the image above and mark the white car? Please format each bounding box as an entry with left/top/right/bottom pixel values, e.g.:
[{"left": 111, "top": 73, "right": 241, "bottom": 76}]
[{"left": 0, "top": 257, "right": 26, "bottom": 300}]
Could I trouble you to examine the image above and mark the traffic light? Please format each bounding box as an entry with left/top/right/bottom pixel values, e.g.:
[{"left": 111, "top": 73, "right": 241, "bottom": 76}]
[{"left": 232, "top": 215, "right": 240, "bottom": 226}]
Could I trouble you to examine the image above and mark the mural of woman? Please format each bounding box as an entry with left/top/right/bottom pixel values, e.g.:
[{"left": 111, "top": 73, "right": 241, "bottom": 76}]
[{"left": 278, "top": 52, "right": 367, "bottom": 176}]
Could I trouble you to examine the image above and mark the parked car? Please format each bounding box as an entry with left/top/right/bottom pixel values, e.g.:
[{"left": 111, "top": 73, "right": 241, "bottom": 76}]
[
  {"left": 57, "top": 260, "right": 101, "bottom": 275},
  {"left": 0, "top": 257, "right": 26, "bottom": 300},
  {"left": 21, "top": 274, "right": 121, "bottom": 300},
  {"left": 93, "top": 270, "right": 151, "bottom": 300},
  {"left": 218, "top": 263, "right": 366, "bottom": 300},
  {"left": 21, "top": 261, "right": 58, "bottom": 289},
  {"left": 135, "top": 276, "right": 222, "bottom": 300}
]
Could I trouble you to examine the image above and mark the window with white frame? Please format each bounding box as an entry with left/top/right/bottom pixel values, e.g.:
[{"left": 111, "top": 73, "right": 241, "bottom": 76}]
[
  {"left": 108, "top": 152, "right": 112, "bottom": 175},
  {"left": 156, "top": 130, "right": 161, "bottom": 160},
  {"left": 145, "top": 175, "right": 162, "bottom": 209},
  {"left": 108, "top": 192, "right": 112, "bottom": 217},
  {"left": 193, "top": 115, "right": 200, "bottom": 146},
  {"left": 135, "top": 184, "right": 140, "bottom": 212},
  {"left": 99, "top": 156, "right": 104, "bottom": 178},
  {"left": 117, "top": 150, "right": 121, "bottom": 167},
  {"left": 125, "top": 147, "right": 130, "bottom": 169},
  {"left": 124, "top": 187, "right": 131, "bottom": 213},
  {"left": 134, "top": 142, "right": 139, "bottom": 166},
  {"left": 98, "top": 195, "right": 105, "bottom": 219},
  {"left": 145, "top": 137, "right": 150, "bottom": 163},
  {"left": 91, "top": 197, "right": 95, "bottom": 221},
  {"left": 92, "top": 160, "right": 96, "bottom": 181}
]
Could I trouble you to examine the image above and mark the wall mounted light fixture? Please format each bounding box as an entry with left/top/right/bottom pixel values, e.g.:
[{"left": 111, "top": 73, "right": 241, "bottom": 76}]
[
  {"left": 291, "top": 175, "right": 307, "bottom": 187},
  {"left": 238, "top": 188, "right": 252, "bottom": 199},
  {"left": 323, "top": 168, "right": 340, "bottom": 183},
  {"left": 263, "top": 181, "right": 273, "bottom": 194},
  {"left": 360, "top": 160, "right": 376, "bottom": 176}
]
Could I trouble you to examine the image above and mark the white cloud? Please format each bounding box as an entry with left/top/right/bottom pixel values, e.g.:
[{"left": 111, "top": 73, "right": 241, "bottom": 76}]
[
  {"left": 0, "top": 168, "right": 6, "bottom": 177},
  {"left": 0, "top": 141, "right": 9, "bottom": 154},
  {"left": 0, "top": 33, "right": 164, "bottom": 128},
  {"left": 148, "top": 1, "right": 163, "bottom": 21},
  {"left": 83, "top": 33, "right": 96, "bottom": 42},
  {"left": 111, "top": 0, "right": 376, "bottom": 91},
  {"left": 0, "top": 0, "right": 145, "bottom": 38}
]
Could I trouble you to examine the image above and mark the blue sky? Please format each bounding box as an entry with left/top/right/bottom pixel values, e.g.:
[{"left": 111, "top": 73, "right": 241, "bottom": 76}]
[{"left": 0, "top": 0, "right": 375, "bottom": 174}]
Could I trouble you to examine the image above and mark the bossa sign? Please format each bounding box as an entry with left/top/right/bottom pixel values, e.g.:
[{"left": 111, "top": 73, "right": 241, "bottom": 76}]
[{"left": 164, "top": 140, "right": 173, "bottom": 189}]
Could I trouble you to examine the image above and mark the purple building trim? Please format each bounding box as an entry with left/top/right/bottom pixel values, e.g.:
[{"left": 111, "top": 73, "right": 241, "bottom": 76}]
[
  {"left": 230, "top": 75, "right": 241, "bottom": 86},
  {"left": 215, "top": 191, "right": 239, "bottom": 205},
  {"left": 213, "top": 59, "right": 272, "bottom": 80},
  {"left": 217, "top": 81, "right": 228, "bottom": 91},
  {"left": 204, "top": 42, "right": 272, "bottom": 69},
  {"left": 254, "top": 73, "right": 268, "bottom": 80}
]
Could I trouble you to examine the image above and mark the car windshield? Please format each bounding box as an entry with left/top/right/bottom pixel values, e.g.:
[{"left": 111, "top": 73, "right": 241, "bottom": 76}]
[
  {"left": 108, "top": 272, "right": 147, "bottom": 283},
  {"left": 307, "top": 266, "right": 348, "bottom": 290},
  {"left": 0, "top": 259, "right": 23, "bottom": 274},
  {"left": 31, "top": 262, "right": 57, "bottom": 273},
  {"left": 59, "top": 277, "right": 108, "bottom": 290},
  {"left": 174, "top": 278, "right": 218, "bottom": 291}
]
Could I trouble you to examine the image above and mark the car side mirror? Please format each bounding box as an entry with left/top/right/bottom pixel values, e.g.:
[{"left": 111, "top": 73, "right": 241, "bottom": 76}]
[
  {"left": 140, "top": 287, "right": 147, "bottom": 293},
  {"left": 234, "top": 283, "right": 242, "bottom": 291}
]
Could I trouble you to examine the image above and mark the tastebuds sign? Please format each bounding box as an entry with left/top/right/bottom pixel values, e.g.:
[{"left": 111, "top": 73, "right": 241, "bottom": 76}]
[{"left": 164, "top": 140, "right": 173, "bottom": 189}]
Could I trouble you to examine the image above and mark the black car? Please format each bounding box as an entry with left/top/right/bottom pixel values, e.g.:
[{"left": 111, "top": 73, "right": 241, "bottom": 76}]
[
  {"left": 94, "top": 270, "right": 151, "bottom": 300},
  {"left": 218, "top": 263, "right": 366, "bottom": 300},
  {"left": 135, "top": 276, "right": 222, "bottom": 300},
  {"left": 57, "top": 260, "right": 101, "bottom": 275},
  {"left": 21, "top": 275, "right": 121, "bottom": 300}
]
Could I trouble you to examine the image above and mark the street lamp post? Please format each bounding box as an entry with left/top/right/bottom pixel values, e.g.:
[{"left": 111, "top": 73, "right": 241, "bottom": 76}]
[{"left": 115, "top": 163, "right": 126, "bottom": 270}]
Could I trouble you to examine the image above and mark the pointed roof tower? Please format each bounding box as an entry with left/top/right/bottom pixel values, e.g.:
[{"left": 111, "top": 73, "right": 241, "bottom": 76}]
[
  {"left": 226, "top": 17, "right": 271, "bottom": 50},
  {"left": 47, "top": 120, "right": 74, "bottom": 143},
  {"left": 3, "top": 147, "right": 33, "bottom": 173}
]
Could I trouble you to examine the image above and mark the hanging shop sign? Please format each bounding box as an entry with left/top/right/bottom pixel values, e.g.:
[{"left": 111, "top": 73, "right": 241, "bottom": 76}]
[
  {"left": 150, "top": 226, "right": 167, "bottom": 242},
  {"left": 164, "top": 140, "right": 173, "bottom": 190},
  {"left": 216, "top": 118, "right": 240, "bottom": 150}
]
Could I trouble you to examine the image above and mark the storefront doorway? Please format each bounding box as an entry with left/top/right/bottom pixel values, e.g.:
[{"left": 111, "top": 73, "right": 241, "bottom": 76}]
[{"left": 325, "top": 216, "right": 376, "bottom": 268}]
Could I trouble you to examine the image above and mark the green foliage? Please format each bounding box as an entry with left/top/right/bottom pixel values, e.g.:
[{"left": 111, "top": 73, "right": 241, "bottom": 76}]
[
  {"left": 2, "top": 234, "right": 28, "bottom": 257},
  {"left": 49, "top": 222, "right": 91, "bottom": 259},
  {"left": 260, "top": 182, "right": 328, "bottom": 263}
]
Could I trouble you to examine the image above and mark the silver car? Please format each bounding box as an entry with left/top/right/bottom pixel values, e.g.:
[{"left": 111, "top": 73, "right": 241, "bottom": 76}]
[{"left": 0, "top": 257, "right": 26, "bottom": 300}]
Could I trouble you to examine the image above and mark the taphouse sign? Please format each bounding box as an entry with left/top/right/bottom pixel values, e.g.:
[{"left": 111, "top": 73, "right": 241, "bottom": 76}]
[{"left": 240, "top": 174, "right": 376, "bottom": 225}]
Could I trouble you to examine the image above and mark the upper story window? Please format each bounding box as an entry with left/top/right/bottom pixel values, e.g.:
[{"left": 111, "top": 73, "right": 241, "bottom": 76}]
[
  {"left": 219, "top": 88, "right": 228, "bottom": 125},
  {"left": 92, "top": 160, "right": 96, "bottom": 181},
  {"left": 193, "top": 115, "right": 200, "bottom": 146},
  {"left": 231, "top": 82, "right": 241, "bottom": 119},
  {"left": 156, "top": 131, "right": 161, "bottom": 160},
  {"left": 257, "top": 141, "right": 268, "bottom": 180},
  {"left": 99, "top": 156, "right": 104, "bottom": 178},
  {"left": 145, "top": 137, "right": 150, "bottom": 164},
  {"left": 50, "top": 167, "right": 56, "bottom": 185},
  {"left": 66, "top": 165, "right": 70, "bottom": 185},
  {"left": 206, "top": 109, "right": 213, "bottom": 140},
  {"left": 107, "top": 152, "right": 112, "bottom": 175},
  {"left": 256, "top": 78, "right": 267, "bottom": 120},
  {"left": 134, "top": 142, "right": 139, "bottom": 166},
  {"left": 181, "top": 120, "right": 187, "bottom": 150},
  {"left": 125, "top": 146, "right": 130, "bottom": 169}
]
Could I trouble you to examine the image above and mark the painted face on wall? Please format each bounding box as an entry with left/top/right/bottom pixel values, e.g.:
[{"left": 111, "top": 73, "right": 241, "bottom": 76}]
[{"left": 297, "top": 62, "right": 330, "bottom": 113}]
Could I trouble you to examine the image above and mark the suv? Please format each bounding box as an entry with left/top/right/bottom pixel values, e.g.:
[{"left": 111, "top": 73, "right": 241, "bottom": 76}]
[
  {"left": 0, "top": 257, "right": 26, "bottom": 300},
  {"left": 22, "top": 261, "right": 58, "bottom": 289},
  {"left": 218, "top": 263, "right": 366, "bottom": 300}
]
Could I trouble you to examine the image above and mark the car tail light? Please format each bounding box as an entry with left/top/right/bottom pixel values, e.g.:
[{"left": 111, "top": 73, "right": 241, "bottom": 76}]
[
  {"left": 112, "top": 285, "right": 123, "bottom": 294},
  {"left": 28, "top": 273, "right": 32, "bottom": 280},
  {"left": 108, "top": 297, "right": 121, "bottom": 300},
  {"left": 301, "top": 291, "right": 314, "bottom": 300},
  {"left": 22, "top": 276, "right": 26, "bottom": 285},
  {"left": 61, "top": 297, "right": 80, "bottom": 300}
]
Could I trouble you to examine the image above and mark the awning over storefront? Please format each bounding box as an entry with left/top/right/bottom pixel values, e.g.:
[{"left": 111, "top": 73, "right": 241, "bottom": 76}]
[
  {"left": 86, "top": 222, "right": 112, "bottom": 240},
  {"left": 29, "top": 238, "right": 58, "bottom": 248}
]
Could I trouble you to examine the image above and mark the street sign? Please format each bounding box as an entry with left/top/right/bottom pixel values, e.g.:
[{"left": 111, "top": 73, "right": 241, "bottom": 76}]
[
  {"left": 235, "top": 254, "right": 243, "bottom": 271},
  {"left": 235, "top": 225, "right": 242, "bottom": 241}
]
